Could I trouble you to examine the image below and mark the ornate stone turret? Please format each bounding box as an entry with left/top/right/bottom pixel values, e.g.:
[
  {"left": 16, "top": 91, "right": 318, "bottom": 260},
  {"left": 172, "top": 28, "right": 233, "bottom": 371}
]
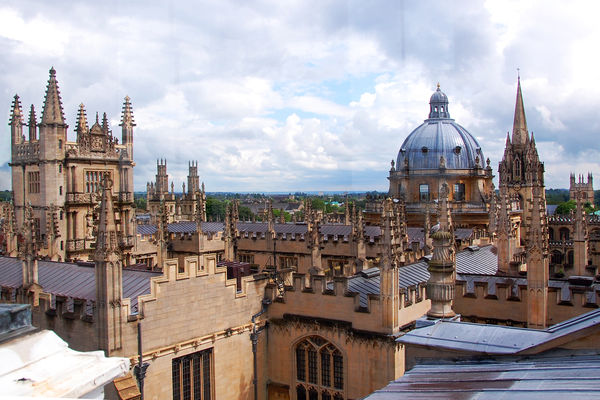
[
  {"left": 41, "top": 67, "right": 66, "bottom": 126},
  {"left": 154, "top": 159, "right": 169, "bottom": 196},
  {"left": 570, "top": 173, "right": 594, "bottom": 205},
  {"left": 426, "top": 183, "right": 456, "bottom": 319},
  {"left": 76, "top": 103, "right": 89, "bottom": 143},
  {"left": 423, "top": 203, "right": 432, "bottom": 255},
  {"left": 28, "top": 105, "right": 37, "bottom": 142},
  {"left": 380, "top": 198, "right": 400, "bottom": 332},
  {"left": 156, "top": 201, "right": 168, "bottom": 269},
  {"left": 344, "top": 195, "right": 350, "bottom": 225},
  {"left": 487, "top": 183, "right": 497, "bottom": 237},
  {"left": 573, "top": 189, "right": 588, "bottom": 276},
  {"left": 20, "top": 203, "right": 41, "bottom": 306},
  {"left": 45, "top": 204, "right": 60, "bottom": 261},
  {"left": 3, "top": 203, "right": 18, "bottom": 257},
  {"left": 187, "top": 161, "right": 200, "bottom": 196},
  {"left": 279, "top": 208, "right": 285, "bottom": 224},
  {"left": 496, "top": 187, "right": 512, "bottom": 274},
  {"left": 10, "top": 94, "right": 23, "bottom": 146},
  {"left": 526, "top": 183, "right": 549, "bottom": 329},
  {"left": 224, "top": 203, "right": 234, "bottom": 261},
  {"left": 94, "top": 176, "right": 123, "bottom": 353},
  {"left": 119, "top": 96, "right": 135, "bottom": 160},
  {"left": 307, "top": 207, "right": 322, "bottom": 272}
]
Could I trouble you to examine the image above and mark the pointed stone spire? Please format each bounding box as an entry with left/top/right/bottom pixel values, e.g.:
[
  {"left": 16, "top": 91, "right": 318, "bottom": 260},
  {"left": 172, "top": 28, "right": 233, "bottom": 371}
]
[
  {"left": 10, "top": 94, "right": 24, "bottom": 146},
  {"left": 41, "top": 67, "right": 66, "bottom": 125},
  {"left": 526, "top": 184, "right": 549, "bottom": 329},
  {"left": 511, "top": 76, "right": 528, "bottom": 147},
  {"left": 28, "top": 105, "right": 37, "bottom": 141},
  {"left": 20, "top": 202, "right": 41, "bottom": 306},
  {"left": 95, "top": 175, "right": 120, "bottom": 258},
  {"left": 101, "top": 112, "right": 109, "bottom": 135},
  {"left": 76, "top": 103, "right": 88, "bottom": 134},
  {"left": 279, "top": 208, "right": 285, "bottom": 224},
  {"left": 119, "top": 96, "right": 136, "bottom": 128},
  {"left": 94, "top": 174, "right": 124, "bottom": 352},
  {"left": 380, "top": 198, "right": 399, "bottom": 332},
  {"left": 9, "top": 94, "right": 23, "bottom": 126},
  {"left": 2, "top": 203, "right": 18, "bottom": 257},
  {"left": 344, "top": 195, "right": 350, "bottom": 225},
  {"left": 45, "top": 204, "right": 60, "bottom": 261},
  {"left": 488, "top": 183, "right": 497, "bottom": 236}
]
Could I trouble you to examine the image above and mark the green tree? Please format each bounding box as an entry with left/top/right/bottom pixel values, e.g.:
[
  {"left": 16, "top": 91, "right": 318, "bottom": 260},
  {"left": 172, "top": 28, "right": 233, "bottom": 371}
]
[
  {"left": 311, "top": 197, "right": 325, "bottom": 210},
  {"left": 555, "top": 200, "right": 576, "bottom": 215},
  {"left": 206, "top": 197, "right": 226, "bottom": 221},
  {"left": 134, "top": 194, "right": 147, "bottom": 211},
  {"left": 238, "top": 205, "right": 253, "bottom": 220},
  {"left": 555, "top": 200, "right": 596, "bottom": 215}
]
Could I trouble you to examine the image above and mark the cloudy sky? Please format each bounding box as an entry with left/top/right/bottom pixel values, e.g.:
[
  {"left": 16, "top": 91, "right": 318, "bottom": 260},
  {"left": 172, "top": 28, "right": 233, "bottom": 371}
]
[{"left": 1, "top": 0, "right": 599, "bottom": 192}]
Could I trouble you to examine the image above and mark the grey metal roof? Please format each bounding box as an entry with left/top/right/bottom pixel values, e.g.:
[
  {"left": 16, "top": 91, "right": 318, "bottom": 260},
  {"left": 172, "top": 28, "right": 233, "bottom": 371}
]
[
  {"left": 0, "top": 257, "right": 159, "bottom": 313},
  {"left": 396, "top": 116, "right": 484, "bottom": 170},
  {"left": 398, "top": 306, "right": 600, "bottom": 356},
  {"left": 347, "top": 245, "right": 499, "bottom": 308},
  {"left": 138, "top": 221, "right": 382, "bottom": 241},
  {"left": 364, "top": 354, "right": 600, "bottom": 399}
]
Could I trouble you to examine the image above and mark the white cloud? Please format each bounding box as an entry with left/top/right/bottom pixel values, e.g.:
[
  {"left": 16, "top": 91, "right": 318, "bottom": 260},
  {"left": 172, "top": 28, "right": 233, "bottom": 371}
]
[{"left": 0, "top": 0, "right": 598, "bottom": 192}]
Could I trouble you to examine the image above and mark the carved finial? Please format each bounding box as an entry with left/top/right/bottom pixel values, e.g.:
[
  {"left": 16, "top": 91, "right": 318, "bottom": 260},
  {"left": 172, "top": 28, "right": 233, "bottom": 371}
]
[
  {"left": 119, "top": 95, "right": 136, "bottom": 127},
  {"left": 9, "top": 94, "right": 23, "bottom": 126}
]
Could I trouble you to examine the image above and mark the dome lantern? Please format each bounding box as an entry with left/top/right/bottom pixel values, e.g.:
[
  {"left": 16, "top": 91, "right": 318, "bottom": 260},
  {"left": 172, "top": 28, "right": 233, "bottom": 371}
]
[{"left": 429, "top": 83, "right": 450, "bottom": 119}]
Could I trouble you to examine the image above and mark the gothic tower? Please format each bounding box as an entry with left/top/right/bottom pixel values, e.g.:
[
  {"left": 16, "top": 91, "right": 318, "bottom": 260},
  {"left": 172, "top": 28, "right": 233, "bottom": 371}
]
[{"left": 498, "top": 76, "right": 545, "bottom": 244}]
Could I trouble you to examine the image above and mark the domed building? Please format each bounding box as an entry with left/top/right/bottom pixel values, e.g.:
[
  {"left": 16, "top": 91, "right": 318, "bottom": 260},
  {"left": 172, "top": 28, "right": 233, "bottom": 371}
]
[{"left": 388, "top": 85, "right": 494, "bottom": 227}]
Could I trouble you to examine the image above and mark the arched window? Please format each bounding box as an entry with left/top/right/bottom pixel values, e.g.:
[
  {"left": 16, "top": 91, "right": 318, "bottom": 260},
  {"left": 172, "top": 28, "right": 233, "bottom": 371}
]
[
  {"left": 419, "top": 184, "right": 430, "bottom": 202},
  {"left": 295, "top": 336, "right": 344, "bottom": 399},
  {"left": 514, "top": 158, "right": 521, "bottom": 181}
]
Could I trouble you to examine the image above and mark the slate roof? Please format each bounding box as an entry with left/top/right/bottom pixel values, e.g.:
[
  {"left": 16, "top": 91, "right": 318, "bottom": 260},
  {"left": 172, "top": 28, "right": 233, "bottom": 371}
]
[
  {"left": 364, "top": 354, "right": 600, "bottom": 399},
  {"left": 137, "top": 221, "right": 382, "bottom": 241},
  {"left": 0, "top": 257, "right": 160, "bottom": 314},
  {"left": 347, "top": 245, "right": 498, "bottom": 308}
]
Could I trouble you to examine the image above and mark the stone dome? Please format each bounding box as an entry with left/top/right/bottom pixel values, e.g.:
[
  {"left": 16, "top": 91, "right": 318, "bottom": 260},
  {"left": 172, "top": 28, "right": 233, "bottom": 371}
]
[{"left": 396, "top": 86, "right": 484, "bottom": 170}]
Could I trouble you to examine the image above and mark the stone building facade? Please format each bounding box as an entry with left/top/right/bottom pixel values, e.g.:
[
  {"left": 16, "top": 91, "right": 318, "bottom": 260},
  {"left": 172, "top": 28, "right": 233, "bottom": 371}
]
[
  {"left": 2, "top": 72, "right": 600, "bottom": 400},
  {"left": 9, "top": 68, "right": 135, "bottom": 264}
]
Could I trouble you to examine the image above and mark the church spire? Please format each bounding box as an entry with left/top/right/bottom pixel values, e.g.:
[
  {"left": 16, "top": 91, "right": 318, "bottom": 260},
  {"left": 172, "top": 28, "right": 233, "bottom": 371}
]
[
  {"left": 41, "top": 67, "right": 66, "bottom": 126},
  {"left": 511, "top": 76, "right": 528, "bottom": 146}
]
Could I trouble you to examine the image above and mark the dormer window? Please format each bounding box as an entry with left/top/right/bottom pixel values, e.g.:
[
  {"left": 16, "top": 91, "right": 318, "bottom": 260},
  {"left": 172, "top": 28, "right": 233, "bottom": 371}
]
[
  {"left": 421, "top": 146, "right": 428, "bottom": 153},
  {"left": 454, "top": 146, "right": 461, "bottom": 155}
]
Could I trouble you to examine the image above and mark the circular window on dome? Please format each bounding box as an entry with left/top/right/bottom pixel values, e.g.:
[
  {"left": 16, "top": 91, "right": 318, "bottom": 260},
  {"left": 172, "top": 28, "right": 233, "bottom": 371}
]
[
  {"left": 421, "top": 146, "right": 428, "bottom": 153},
  {"left": 454, "top": 146, "right": 461, "bottom": 155}
]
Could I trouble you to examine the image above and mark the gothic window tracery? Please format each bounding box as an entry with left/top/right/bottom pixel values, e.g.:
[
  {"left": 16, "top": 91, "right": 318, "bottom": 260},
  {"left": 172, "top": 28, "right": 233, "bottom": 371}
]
[
  {"left": 514, "top": 158, "right": 521, "bottom": 181},
  {"left": 295, "top": 336, "right": 344, "bottom": 400}
]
